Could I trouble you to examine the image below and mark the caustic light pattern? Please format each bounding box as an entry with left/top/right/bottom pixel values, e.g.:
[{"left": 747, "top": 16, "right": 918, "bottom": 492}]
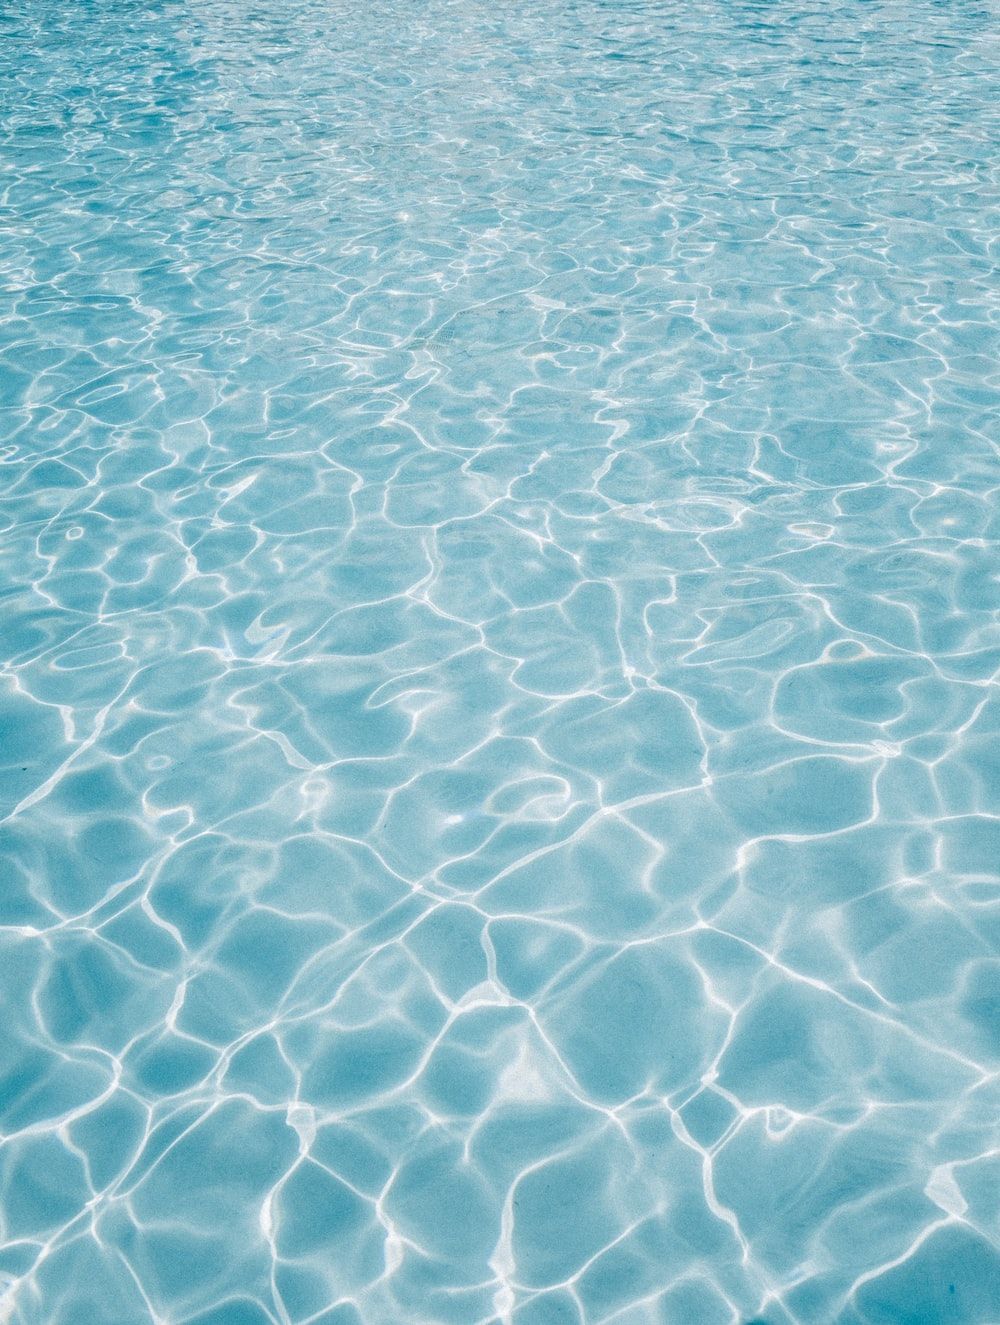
[{"left": 0, "top": 0, "right": 999, "bottom": 1322}]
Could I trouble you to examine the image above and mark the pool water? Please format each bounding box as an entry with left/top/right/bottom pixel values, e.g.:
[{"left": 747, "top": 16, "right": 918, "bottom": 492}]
[{"left": 1, "top": 0, "right": 999, "bottom": 1321}]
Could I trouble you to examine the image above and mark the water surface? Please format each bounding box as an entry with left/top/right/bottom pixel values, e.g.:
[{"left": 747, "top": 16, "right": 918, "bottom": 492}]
[{"left": 1, "top": 0, "right": 999, "bottom": 1321}]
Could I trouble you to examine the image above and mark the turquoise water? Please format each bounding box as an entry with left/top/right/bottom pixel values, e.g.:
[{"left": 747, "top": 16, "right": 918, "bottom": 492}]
[{"left": 1, "top": 0, "right": 999, "bottom": 1320}]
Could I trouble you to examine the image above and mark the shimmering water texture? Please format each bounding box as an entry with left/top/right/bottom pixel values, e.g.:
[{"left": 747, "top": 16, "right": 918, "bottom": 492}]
[{"left": 1, "top": 0, "right": 999, "bottom": 1321}]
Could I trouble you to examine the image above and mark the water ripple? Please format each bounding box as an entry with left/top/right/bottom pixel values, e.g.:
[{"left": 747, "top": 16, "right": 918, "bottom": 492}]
[{"left": 1, "top": 0, "right": 999, "bottom": 1321}]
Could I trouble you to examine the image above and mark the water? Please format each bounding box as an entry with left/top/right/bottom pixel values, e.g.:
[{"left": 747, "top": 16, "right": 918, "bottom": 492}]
[{"left": 1, "top": 0, "right": 999, "bottom": 1320}]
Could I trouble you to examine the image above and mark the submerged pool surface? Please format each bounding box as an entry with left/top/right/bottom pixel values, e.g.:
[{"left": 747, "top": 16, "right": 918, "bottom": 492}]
[{"left": 2, "top": 0, "right": 999, "bottom": 1320}]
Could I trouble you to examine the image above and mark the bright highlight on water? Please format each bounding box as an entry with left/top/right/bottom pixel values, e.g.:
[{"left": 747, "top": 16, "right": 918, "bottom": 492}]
[{"left": 1, "top": 0, "right": 998, "bottom": 1321}]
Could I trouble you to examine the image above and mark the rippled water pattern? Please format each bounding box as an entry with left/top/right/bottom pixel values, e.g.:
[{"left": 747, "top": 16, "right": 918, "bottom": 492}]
[{"left": 2, "top": 0, "right": 1000, "bottom": 1321}]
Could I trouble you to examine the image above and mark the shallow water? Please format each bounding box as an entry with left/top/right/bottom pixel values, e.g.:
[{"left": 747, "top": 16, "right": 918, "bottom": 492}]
[{"left": 1, "top": 0, "right": 999, "bottom": 1321}]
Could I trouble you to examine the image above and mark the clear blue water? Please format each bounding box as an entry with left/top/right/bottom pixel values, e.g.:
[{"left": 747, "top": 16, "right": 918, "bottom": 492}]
[{"left": 1, "top": 0, "right": 999, "bottom": 1320}]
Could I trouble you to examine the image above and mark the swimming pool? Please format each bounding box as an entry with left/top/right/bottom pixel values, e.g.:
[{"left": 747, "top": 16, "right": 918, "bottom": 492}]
[{"left": 1, "top": 0, "right": 998, "bottom": 1320}]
